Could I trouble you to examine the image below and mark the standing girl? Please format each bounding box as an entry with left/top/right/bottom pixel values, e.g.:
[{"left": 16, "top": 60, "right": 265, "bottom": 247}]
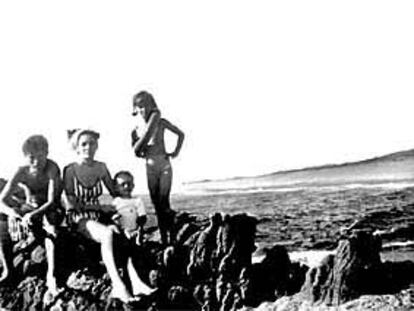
[{"left": 131, "top": 91, "right": 184, "bottom": 245}]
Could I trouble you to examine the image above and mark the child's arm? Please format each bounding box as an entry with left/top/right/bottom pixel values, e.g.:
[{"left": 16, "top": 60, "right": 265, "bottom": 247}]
[
  {"left": 62, "top": 165, "right": 81, "bottom": 212},
  {"left": 101, "top": 163, "right": 116, "bottom": 197},
  {"left": 132, "top": 111, "right": 161, "bottom": 157},
  {"left": 135, "top": 215, "right": 147, "bottom": 245},
  {"left": 134, "top": 198, "right": 147, "bottom": 244},
  {"left": 99, "top": 163, "right": 116, "bottom": 214},
  {"left": 164, "top": 119, "right": 185, "bottom": 158},
  {"left": 0, "top": 168, "right": 25, "bottom": 219}
]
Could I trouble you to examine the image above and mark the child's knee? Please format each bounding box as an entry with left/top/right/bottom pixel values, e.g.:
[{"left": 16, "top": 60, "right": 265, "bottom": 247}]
[
  {"left": 101, "top": 226, "right": 115, "bottom": 242},
  {"left": 45, "top": 224, "right": 58, "bottom": 238}
]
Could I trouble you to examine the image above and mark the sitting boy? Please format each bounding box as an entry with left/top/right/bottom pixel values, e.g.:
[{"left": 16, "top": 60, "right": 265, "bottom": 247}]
[
  {"left": 0, "top": 135, "right": 63, "bottom": 295},
  {"left": 112, "top": 171, "right": 147, "bottom": 245}
]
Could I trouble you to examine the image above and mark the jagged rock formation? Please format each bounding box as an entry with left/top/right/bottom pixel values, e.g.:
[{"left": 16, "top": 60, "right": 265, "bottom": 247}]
[
  {"left": 300, "top": 229, "right": 414, "bottom": 306},
  {"left": 1, "top": 211, "right": 413, "bottom": 310},
  {"left": 1, "top": 212, "right": 299, "bottom": 311},
  {"left": 301, "top": 230, "right": 384, "bottom": 305},
  {"left": 239, "top": 245, "right": 308, "bottom": 307}
]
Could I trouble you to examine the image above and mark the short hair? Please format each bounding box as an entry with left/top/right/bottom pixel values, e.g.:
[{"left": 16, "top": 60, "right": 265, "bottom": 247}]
[
  {"left": 133, "top": 91, "right": 159, "bottom": 112},
  {"left": 114, "top": 170, "right": 134, "bottom": 183},
  {"left": 67, "top": 129, "right": 100, "bottom": 150},
  {"left": 22, "top": 135, "right": 49, "bottom": 155}
]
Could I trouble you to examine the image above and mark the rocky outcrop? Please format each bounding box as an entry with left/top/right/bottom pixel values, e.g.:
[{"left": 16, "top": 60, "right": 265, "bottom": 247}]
[
  {"left": 300, "top": 229, "right": 414, "bottom": 306},
  {"left": 0, "top": 212, "right": 270, "bottom": 311},
  {"left": 301, "top": 230, "right": 384, "bottom": 305},
  {"left": 239, "top": 245, "right": 308, "bottom": 307},
  {"left": 2, "top": 211, "right": 412, "bottom": 310}
]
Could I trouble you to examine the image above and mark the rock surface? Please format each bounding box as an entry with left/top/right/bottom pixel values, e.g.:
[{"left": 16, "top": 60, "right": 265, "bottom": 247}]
[
  {"left": 1, "top": 211, "right": 413, "bottom": 311},
  {"left": 0, "top": 213, "right": 269, "bottom": 310},
  {"left": 299, "top": 229, "right": 414, "bottom": 308}
]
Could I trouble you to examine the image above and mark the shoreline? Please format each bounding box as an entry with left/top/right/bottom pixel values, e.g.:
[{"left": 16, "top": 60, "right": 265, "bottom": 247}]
[
  {"left": 253, "top": 240, "right": 414, "bottom": 268},
  {"left": 175, "top": 181, "right": 414, "bottom": 197}
]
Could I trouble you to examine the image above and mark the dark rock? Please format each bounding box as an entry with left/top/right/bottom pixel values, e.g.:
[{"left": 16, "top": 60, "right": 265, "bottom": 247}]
[
  {"left": 2, "top": 276, "right": 46, "bottom": 311},
  {"left": 301, "top": 230, "right": 384, "bottom": 305},
  {"left": 239, "top": 245, "right": 300, "bottom": 307},
  {"left": 193, "top": 283, "right": 218, "bottom": 311},
  {"left": 287, "top": 261, "right": 308, "bottom": 294},
  {"left": 186, "top": 213, "right": 222, "bottom": 281},
  {"left": 220, "top": 283, "right": 240, "bottom": 311},
  {"left": 301, "top": 253, "right": 335, "bottom": 303},
  {"left": 216, "top": 214, "right": 257, "bottom": 280},
  {"left": 381, "top": 260, "right": 414, "bottom": 293},
  {"left": 0, "top": 212, "right": 262, "bottom": 311},
  {"left": 166, "top": 285, "right": 198, "bottom": 310}
]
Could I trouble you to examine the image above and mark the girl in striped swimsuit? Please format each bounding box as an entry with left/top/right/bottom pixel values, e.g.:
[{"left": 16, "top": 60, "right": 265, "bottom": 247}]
[{"left": 63, "top": 129, "right": 146, "bottom": 303}]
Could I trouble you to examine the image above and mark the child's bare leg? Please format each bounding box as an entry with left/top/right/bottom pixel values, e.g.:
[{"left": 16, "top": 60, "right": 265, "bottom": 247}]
[
  {"left": 85, "top": 221, "right": 132, "bottom": 302},
  {"left": 147, "top": 169, "right": 169, "bottom": 244},
  {"left": 45, "top": 238, "right": 58, "bottom": 293},
  {"left": 0, "top": 243, "right": 11, "bottom": 283},
  {"left": 44, "top": 223, "right": 58, "bottom": 294},
  {"left": 136, "top": 226, "right": 144, "bottom": 246},
  {"left": 158, "top": 166, "right": 174, "bottom": 243},
  {"left": 127, "top": 258, "right": 155, "bottom": 295},
  {"left": 0, "top": 221, "right": 12, "bottom": 283},
  {"left": 158, "top": 165, "right": 172, "bottom": 212}
]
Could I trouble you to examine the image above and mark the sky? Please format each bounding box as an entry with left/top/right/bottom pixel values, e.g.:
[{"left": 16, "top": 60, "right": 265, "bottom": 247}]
[{"left": 0, "top": 1, "right": 413, "bottom": 193}]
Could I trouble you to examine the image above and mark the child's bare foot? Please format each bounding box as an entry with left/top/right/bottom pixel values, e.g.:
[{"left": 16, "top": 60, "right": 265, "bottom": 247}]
[
  {"left": 111, "top": 285, "right": 133, "bottom": 304},
  {"left": 127, "top": 259, "right": 156, "bottom": 296},
  {"left": 43, "top": 287, "right": 63, "bottom": 306},
  {"left": 46, "top": 275, "right": 59, "bottom": 296},
  {"left": 43, "top": 276, "right": 63, "bottom": 307}
]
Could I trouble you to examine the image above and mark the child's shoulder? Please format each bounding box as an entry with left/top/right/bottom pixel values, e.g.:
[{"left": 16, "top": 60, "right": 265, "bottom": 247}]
[
  {"left": 13, "top": 165, "right": 29, "bottom": 179},
  {"left": 160, "top": 117, "right": 175, "bottom": 129},
  {"left": 62, "top": 162, "right": 76, "bottom": 175},
  {"left": 160, "top": 117, "right": 169, "bottom": 125},
  {"left": 63, "top": 162, "right": 76, "bottom": 170},
  {"left": 45, "top": 159, "right": 61, "bottom": 173},
  {"left": 112, "top": 196, "right": 122, "bottom": 204},
  {"left": 132, "top": 196, "right": 145, "bottom": 206}
]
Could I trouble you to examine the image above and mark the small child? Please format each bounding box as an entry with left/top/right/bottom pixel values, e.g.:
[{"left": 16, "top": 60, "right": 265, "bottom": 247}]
[
  {"left": 112, "top": 171, "right": 147, "bottom": 245},
  {"left": 112, "top": 171, "right": 155, "bottom": 296},
  {"left": 0, "top": 135, "right": 63, "bottom": 295}
]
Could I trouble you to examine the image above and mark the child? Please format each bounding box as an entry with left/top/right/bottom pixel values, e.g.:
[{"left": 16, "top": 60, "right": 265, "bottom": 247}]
[
  {"left": 112, "top": 171, "right": 155, "bottom": 296},
  {"left": 112, "top": 171, "right": 147, "bottom": 245},
  {"left": 0, "top": 135, "right": 63, "bottom": 295},
  {"left": 131, "top": 91, "right": 185, "bottom": 245},
  {"left": 63, "top": 129, "right": 151, "bottom": 303}
]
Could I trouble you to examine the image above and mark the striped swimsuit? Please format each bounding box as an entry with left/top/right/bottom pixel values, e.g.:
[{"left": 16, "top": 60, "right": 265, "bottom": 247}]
[{"left": 68, "top": 172, "right": 103, "bottom": 224}]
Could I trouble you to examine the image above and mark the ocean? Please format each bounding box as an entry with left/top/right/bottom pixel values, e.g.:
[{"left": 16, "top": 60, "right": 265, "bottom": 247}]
[{"left": 165, "top": 184, "right": 414, "bottom": 262}]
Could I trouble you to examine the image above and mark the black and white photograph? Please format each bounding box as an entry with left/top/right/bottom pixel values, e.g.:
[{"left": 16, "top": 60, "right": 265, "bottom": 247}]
[{"left": 0, "top": 1, "right": 413, "bottom": 310}]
